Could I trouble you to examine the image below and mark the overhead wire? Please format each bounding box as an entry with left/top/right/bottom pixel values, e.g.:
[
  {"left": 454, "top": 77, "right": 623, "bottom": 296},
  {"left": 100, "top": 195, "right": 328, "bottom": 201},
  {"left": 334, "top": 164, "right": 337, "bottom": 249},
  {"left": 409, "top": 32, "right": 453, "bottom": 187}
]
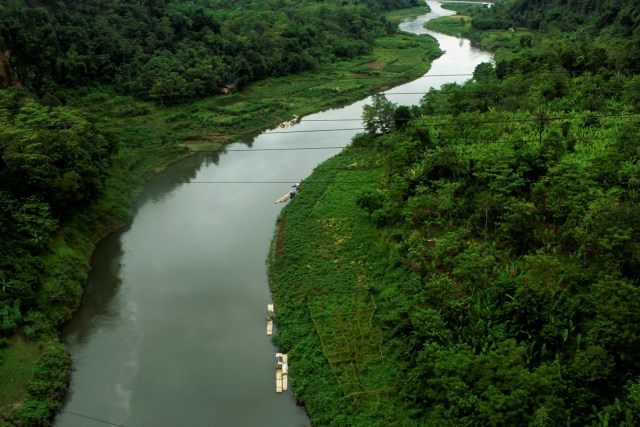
[
  {"left": 211, "top": 67, "right": 640, "bottom": 84},
  {"left": 219, "top": 146, "right": 348, "bottom": 151},
  {"left": 16, "top": 112, "right": 640, "bottom": 131},
  {"left": 177, "top": 113, "right": 640, "bottom": 138},
  {"left": 145, "top": 85, "right": 640, "bottom": 103},
  {"left": 60, "top": 410, "right": 126, "bottom": 427},
  {"left": 273, "top": 113, "right": 640, "bottom": 124},
  {"left": 187, "top": 133, "right": 640, "bottom": 154},
  {"left": 154, "top": 131, "right": 638, "bottom": 185},
  {"left": 139, "top": 64, "right": 640, "bottom": 104},
  {"left": 214, "top": 85, "right": 640, "bottom": 99},
  {"left": 165, "top": 180, "right": 383, "bottom": 184}
]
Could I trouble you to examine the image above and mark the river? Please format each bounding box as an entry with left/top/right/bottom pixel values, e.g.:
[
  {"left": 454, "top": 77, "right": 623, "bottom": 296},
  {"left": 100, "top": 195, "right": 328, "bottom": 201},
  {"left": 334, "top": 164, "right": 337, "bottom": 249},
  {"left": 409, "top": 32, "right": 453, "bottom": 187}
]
[{"left": 54, "top": 2, "right": 491, "bottom": 426}]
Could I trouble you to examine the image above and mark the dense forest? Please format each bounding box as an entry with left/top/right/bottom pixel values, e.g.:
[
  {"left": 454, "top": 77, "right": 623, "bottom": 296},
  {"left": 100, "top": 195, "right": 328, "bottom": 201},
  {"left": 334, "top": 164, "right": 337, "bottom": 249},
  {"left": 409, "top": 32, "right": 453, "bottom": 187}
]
[
  {"left": 0, "top": 0, "right": 419, "bottom": 103},
  {"left": 3, "top": 0, "right": 640, "bottom": 423},
  {"left": 269, "top": 0, "right": 640, "bottom": 425},
  {"left": 0, "top": 0, "right": 429, "bottom": 424}
]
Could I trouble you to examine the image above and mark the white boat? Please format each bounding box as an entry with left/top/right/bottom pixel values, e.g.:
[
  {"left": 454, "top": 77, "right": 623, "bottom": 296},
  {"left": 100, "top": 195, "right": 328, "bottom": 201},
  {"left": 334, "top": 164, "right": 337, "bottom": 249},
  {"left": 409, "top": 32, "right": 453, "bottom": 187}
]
[
  {"left": 274, "top": 184, "right": 300, "bottom": 203},
  {"left": 267, "top": 304, "right": 274, "bottom": 336},
  {"left": 274, "top": 192, "right": 291, "bottom": 203},
  {"left": 275, "top": 353, "right": 288, "bottom": 392}
]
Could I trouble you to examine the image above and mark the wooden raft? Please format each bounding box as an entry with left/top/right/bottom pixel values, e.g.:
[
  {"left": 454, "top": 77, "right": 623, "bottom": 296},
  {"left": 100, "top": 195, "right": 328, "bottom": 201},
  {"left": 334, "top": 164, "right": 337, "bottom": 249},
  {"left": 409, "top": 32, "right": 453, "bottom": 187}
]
[
  {"left": 275, "top": 353, "right": 288, "bottom": 393},
  {"left": 267, "top": 304, "right": 274, "bottom": 336},
  {"left": 274, "top": 192, "right": 291, "bottom": 204},
  {"left": 275, "top": 186, "right": 300, "bottom": 204}
]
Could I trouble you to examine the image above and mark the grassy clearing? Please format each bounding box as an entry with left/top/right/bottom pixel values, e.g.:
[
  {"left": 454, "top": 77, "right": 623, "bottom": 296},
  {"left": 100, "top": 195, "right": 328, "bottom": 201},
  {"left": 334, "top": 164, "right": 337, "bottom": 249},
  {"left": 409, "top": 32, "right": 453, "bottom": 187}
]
[
  {"left": 384, "top": 6, "right": 431, "bottom": 26},
  {"left": 425, "top": 14, "right": 473, "bottom": 37},
  {"left": 425, "top": 11, "right": 532, "bottom": 52},
  {"left": 60, "top": 20, "right": 441, "bottom": 239},
  {"left": 73, "top": 29, "right": 441, "bottom": 149},
  {"left": 268, "top": 139, "right": 411, "bottom": 425},
  {"left": 0, "top": 337, "right": 42, "bottom": 419},
  {"left": 60, "top": 20, "right": 441, "bottom": 235}
]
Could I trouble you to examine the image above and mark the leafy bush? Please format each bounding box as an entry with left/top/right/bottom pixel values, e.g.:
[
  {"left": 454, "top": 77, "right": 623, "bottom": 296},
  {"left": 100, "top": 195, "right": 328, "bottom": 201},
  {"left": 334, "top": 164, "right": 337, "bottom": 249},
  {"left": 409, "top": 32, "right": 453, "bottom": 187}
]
[{"left": 8, "top": 341, "right": 69, "bottom": 427}]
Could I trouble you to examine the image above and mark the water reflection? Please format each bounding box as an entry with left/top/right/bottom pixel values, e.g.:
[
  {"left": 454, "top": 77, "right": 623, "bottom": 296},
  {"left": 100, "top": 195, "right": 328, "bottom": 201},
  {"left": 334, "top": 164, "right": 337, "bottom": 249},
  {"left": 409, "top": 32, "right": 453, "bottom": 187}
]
[
  {"left": 60, "top": 228, "right": 141, "bottom": 425},
  {"left": 137, "top": 151, "right": 220, "bottom": 205},
  {"left": 56, "top": 2, "right": 491, "bottom": 425},
  {"left": 63, "top": 229, "right": 127, "bottom": 345}
]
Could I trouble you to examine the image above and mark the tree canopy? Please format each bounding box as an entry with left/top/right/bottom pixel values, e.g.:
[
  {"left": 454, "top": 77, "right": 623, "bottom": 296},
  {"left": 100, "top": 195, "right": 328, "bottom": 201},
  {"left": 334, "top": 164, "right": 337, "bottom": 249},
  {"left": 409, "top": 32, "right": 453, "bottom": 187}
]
[
  {"left": 0, "top": 0, "right": 427, "bottom": 423},
  {"left": 269, "top": 0, "right": 640, "bottom": 425},
  {"left": 0, "top": 0, "right": 420, "bottom": 104}
]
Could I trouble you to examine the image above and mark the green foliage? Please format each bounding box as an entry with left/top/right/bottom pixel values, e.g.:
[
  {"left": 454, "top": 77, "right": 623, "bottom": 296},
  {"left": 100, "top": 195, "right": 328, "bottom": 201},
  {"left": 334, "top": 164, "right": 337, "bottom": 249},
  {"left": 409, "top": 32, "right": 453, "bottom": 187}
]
[
  {"left": 2, "top": 0, "right": 639, "bottom": 424},
  {"left": 362, "top": 93, "right": 397, "bottom": 134},
  {"left": 0, "top": 336, "right": 42, "bottom": 420},
  {"left": 0, "top": 3, "right": 442, "bottom": 424},
  {"left": 0, "top": 93, "right": 116, "bottom": 215},
  {"left": 7, "top": 341, "right": 70, "bottom": 427},
  {"left": 356, "top": 189, "right": 385, "bottom": 215},
  {"left": 272, "top": 110, "right": 640, "bottom": 423},
  {"left": 269, "top": 1, "right": 640, "bottom": 423},
  {"left": 0, "top": 91, "right": 115, "bottom": 350},
  {"left": 0, "top": 0, "right": 421, "bottom": 104}
]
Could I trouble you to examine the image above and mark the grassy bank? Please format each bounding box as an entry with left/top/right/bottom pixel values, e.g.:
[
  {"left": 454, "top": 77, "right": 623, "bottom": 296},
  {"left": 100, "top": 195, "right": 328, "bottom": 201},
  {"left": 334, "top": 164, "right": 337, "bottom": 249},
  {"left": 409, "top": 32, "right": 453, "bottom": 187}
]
[
  {"left": 269, "top": 3, "right": 640, "bottom": 424},
  {"left": 0, "top": 337, "right": 41, "bottom": 419},
  {"left": 425, "top": 3, "right": 532, "bottom": 52},
  {"left": 268, "top": 136, "right": 399, "bottom": 425},
  {"left": 385, "top": 5, "right": 431, "bottom": 26},
  {"left": 269, "top": 109, "right": 640, "bottom": 426},
  {"left": 0, "top": 339, "right": 68, "bottom": 425},
  {"left": 73, "top": 29, "right": 441, "bottom": 148},
  {"left": 0, "top": 6, "right": 442, "bottom": 424}
]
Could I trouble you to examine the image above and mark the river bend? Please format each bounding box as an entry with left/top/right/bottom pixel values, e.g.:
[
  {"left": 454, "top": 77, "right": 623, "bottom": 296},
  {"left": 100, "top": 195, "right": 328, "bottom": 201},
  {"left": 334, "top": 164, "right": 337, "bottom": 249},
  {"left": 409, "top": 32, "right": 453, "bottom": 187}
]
[{"left": 55, "top": 2, "right": 491, "bottom": 426}]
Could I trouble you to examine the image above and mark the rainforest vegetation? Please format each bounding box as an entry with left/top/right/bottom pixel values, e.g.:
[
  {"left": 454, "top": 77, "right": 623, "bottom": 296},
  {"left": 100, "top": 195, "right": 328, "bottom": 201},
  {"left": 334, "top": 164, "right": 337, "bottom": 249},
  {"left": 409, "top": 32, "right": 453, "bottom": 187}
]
[
  {"left": 0, "top": 0, "right": 438, "bottom": 424},
  {"left": 0, "top": 0, "right": 420, "bottom": 103},
  {"left": 2, "top": 0, "right": 640, "bottom": 423},
  {"left": 270, "top": 0, "right": 640, "bottom": 425}
]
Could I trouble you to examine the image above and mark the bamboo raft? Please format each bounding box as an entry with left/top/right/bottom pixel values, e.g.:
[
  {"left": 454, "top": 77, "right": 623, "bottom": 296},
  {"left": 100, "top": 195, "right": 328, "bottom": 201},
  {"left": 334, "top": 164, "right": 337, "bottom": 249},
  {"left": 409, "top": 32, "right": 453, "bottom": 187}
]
[
  {"left": 275, "top": 353, "right": 288, "bottom": 392},
  {"left": 267, "top": 304, "right": 274, "bottom": 336},
  {"left": 274, "top": 192, "right": 291, "bottom": 204},
  {"left": 278, "top": 115, "right": 301, "bottom": 128},
  {"left": 275, "top": 184, "right": 301, "bottom": 204}
]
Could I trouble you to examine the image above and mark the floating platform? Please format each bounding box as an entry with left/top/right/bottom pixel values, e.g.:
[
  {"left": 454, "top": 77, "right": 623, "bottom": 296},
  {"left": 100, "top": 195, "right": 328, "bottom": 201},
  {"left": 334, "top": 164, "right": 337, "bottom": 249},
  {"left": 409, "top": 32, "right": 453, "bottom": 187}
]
[
  {"left": 267, "top": 304, "right": 274, "bottom": 336},
  {"left": 278, "top": 115, "right": 301, "bottom": 128},
  {"left": 275, "top": 185, "right": 301, "bottom": 204},
  {"left": 274, "top": 192, "right": 291, "bottom": 204},
  {"left": 275, "top": 353, "right": 288, "bottom": 393}
]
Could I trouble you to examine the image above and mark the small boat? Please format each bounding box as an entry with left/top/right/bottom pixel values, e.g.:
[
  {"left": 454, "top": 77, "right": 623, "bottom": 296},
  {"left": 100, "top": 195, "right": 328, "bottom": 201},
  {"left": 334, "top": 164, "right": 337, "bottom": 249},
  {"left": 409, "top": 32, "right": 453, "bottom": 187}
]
[
  {"left": 278, "top": 115, "right": 301, "bottom": 128},
  {"left": 275, "top": 353, "right": 288, "bottom": 392},
  {"left": 274, "top": 192, "right": 291, "bottom": 204},
  {"left": 274, "top": 184, "right": 300, "bottom": 203},
  {"left": 267, "top": 304, "right": 274, "bottom": 336}
]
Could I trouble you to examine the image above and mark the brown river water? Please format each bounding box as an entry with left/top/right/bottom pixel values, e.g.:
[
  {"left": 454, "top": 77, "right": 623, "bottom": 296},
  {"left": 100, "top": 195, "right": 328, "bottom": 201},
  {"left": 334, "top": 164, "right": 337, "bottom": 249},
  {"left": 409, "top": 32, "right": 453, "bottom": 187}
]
[{"left": 54, "top": 2, "right": 492, "bottom": 426}]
